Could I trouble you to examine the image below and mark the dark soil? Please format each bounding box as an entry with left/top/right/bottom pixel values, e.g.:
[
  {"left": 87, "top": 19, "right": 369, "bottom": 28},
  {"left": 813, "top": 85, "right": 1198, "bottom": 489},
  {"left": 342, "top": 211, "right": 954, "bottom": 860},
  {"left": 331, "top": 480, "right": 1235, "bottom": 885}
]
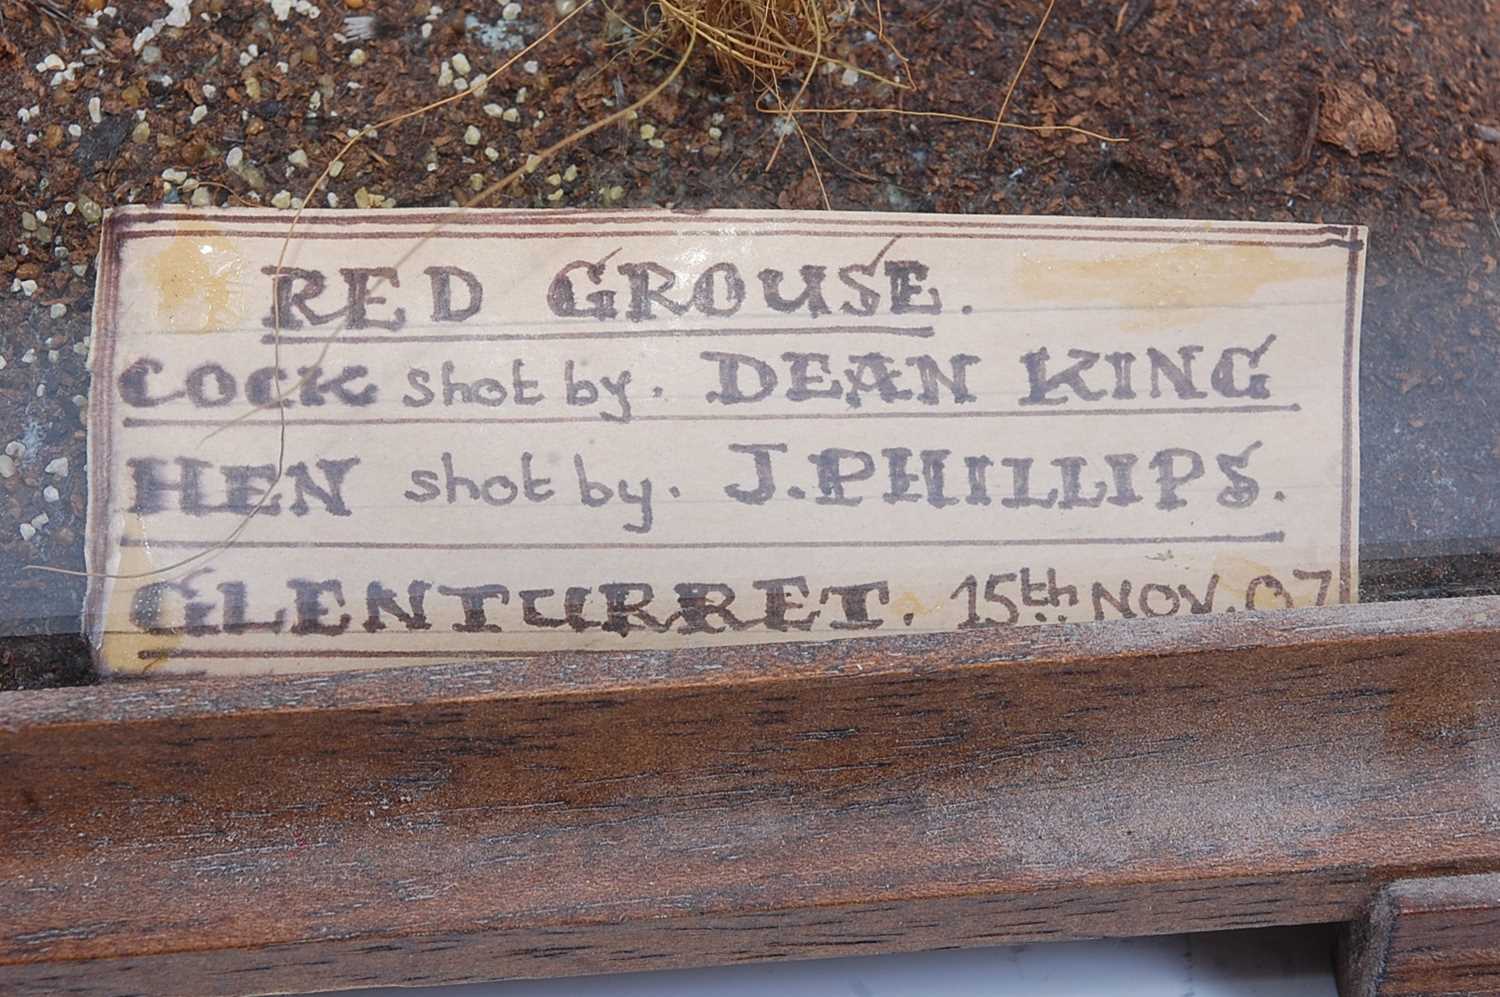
[{"left": 1, "top": 0, "right": 1496, "bottom": 688}]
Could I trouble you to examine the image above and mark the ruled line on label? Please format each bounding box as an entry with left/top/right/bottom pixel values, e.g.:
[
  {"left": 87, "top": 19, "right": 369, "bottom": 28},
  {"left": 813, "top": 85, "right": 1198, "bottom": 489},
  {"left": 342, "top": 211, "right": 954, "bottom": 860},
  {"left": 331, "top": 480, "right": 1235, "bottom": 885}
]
[
  {"left": 121, "top": 404, "right": 1304, "bottom": 429},
  {"left": 121, "top": 532, "right": 1287, "bottom": 552},
  {"left": 129, "top": 297, "right": 1351, "bottom": 338},
  {"left": 256, "top": 324, "right": 937, "bottom": 345}
]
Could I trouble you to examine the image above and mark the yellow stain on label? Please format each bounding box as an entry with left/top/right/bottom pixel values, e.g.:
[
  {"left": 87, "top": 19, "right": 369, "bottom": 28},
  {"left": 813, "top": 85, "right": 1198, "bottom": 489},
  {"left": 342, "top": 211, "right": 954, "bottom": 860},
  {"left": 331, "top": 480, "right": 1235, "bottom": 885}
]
[
  {"left": 1016, "top": 242, "right": 1342, "bottom": 321},
  {"left": 890, "top": 590, "right": 939, "bottom": 621},
  {"left": 145, "top": 234, "right": 244, "bottom": 333},
  {"left": 99, "top": 514, "right": 188, "bottom": 674},
  {"left": 1213, "top": 553, "right": 1291, "bottom": 612}
]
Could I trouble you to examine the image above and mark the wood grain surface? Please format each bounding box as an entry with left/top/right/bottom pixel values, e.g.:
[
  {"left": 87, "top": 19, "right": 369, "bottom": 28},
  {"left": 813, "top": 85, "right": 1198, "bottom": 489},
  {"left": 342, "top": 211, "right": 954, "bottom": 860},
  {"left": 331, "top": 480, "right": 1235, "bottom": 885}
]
[
  {"left": 1340, "top": 873, "right": 1500, "bottom": 996},
  {"left": 4, "top": 597, "right": 1500, "bottom": 996}
]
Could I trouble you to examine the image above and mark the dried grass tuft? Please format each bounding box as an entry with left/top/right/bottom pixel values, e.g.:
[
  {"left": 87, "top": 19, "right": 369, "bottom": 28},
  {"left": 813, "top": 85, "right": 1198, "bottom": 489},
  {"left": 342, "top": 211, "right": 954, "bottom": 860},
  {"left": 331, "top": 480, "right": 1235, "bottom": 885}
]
[{"left": 652, "top": 0, "right": 871, "bottom": 84}]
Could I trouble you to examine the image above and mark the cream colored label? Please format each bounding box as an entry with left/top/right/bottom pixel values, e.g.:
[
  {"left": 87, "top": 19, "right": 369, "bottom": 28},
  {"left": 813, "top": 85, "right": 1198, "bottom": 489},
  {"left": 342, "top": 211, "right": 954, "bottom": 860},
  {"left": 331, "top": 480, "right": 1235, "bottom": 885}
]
[{"left": 85, "top": 208, "right": 1365, "bottom": 675}]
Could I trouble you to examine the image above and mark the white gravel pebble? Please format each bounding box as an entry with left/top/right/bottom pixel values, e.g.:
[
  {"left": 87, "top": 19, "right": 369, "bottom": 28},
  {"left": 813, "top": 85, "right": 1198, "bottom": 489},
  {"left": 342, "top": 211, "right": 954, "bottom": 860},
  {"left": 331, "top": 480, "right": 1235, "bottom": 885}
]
[
  {"left": 0, "top": 454, "right": 14, "bottom": 478},
  {"left": 18, "top": 523, "right": 36, "bottom": 541},
  {"left": 45, "top": 457, "right": 68, "bottom": 476},
  {"left": 42, "top": 485, "right": 60, "bottom": 503}
]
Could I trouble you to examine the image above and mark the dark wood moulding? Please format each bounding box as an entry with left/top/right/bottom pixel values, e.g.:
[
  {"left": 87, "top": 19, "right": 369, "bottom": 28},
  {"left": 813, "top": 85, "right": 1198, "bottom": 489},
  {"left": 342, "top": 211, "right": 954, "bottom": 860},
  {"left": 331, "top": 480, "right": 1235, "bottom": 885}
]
[
  {"left": 1340, "top": 873, "right": 1500, "bottom": 996},
  {"left": 3, "top": 595, "right": 1498, "bottom": 996}
]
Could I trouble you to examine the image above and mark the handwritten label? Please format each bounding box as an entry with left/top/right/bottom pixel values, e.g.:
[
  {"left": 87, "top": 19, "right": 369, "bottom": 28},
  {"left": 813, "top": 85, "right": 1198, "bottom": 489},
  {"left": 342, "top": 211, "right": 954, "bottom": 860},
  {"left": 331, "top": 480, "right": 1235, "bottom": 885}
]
[{"left": 85, "top": 208, "right": 1365, "bottom": 675}]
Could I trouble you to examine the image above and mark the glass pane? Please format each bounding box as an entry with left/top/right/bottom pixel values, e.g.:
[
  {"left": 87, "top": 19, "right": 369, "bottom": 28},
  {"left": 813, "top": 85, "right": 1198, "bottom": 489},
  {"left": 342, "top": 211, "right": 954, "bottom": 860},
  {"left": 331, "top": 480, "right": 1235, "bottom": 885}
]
[{"left": 1, "top": 1, "right": 1495, "bottom": 687}]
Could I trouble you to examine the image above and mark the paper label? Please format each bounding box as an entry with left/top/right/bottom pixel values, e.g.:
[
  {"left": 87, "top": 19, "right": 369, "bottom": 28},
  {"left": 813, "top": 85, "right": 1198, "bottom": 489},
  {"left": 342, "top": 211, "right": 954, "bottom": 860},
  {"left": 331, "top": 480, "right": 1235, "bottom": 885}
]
[{"left": 85, "top": 208, "right": 1365, "bottom": 675}]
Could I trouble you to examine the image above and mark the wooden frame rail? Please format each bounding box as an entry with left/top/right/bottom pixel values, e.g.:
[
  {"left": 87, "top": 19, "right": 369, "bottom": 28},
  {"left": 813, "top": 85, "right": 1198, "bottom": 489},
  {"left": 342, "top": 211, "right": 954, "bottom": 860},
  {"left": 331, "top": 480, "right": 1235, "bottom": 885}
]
[{"left": 4, "top": 597, "right": 1499, "bottom": 996}]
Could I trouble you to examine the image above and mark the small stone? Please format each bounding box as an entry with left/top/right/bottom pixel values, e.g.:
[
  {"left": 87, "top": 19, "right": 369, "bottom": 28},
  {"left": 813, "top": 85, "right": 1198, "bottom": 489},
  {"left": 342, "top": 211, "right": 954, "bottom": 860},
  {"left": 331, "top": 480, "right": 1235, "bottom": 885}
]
[
  {"left": 639, "top": 123, "right": 657, "bottom": 140},
  {"left": 0, "top": 455, "right": 13, "bottom": 478},
  {"left": 78, "top": 196, "right": 102, "bottom": 223},
  {"left": 523, "top": 60, "right": 539, "bottom": 74},
  {"left": 271, "top": 189, "right": 293, "bottom": 209},
  {"left": 546, "top": 172, "right": 562, "bottom": 186},
  {"left": 162, "top": 167, "right": 188, "bottom": 183},
  {"left": 605, "top": 184, "right": 625, "bottom": 203},
  {"left": 45, "top": 457, "right": 68, "bottom": 476},
  {"left": 329, "top": 159, "right": 345, "bottom": 177},
  {"left": 708, "top": 126, "right": 723, "bottom": 140},
  {"left": 190, "top": 105, "right": 208, "bottom": 125},
  {"left": 68, "top": 123, "right": 83, "bottom": 139},
  {"left": 191, "top": 186, "right": 213, "bottom": 207},
  {"left": 546, "top": 189, "right": 564, "bottom": 203},
  {"left": 49, "top": 303, "right": 66, "bottom": 319},
  {"left": 30, "top": 512, "right": 48, "bottom": 529},
  {"left": 42, "top": 485, "right": 60, "bottom": 503},
  {"left": 1317, "top": 81, "right": 1398, "bottom": 157},
  {"left": 563, "top": 164, "right": 578, "bottom": 182},
  {"left": 483, "top": 103, "right": 505, "bottom": 118},
  {"left": 354, "top": 186, "right": 372, "bottom": 208},
  {"left": 18, "top": 523, "right": 35, "bottom": 541},
  {"left": 464, "top": 124, "right": 482, "bottom": 145},
  {"left": 226, "top": 145, "right": 245, "bottom": 169},
  {"left": 289, "top": 148, "right": 310, "bottom": 168},
  {"left": 21, "top": 212, "right": 37, "bottom": 232},
  {"left": 245, "top": 76, "right": 262, "bottom": 100},
  {"left": 840, "top": 66, "right": 860, "bottom": 87},
  {"left": 140, "top": 45, "right": 161, "bottom": 65},
  {"left": 523, "top": 153, "right": 542, "bottom": 173},
  {"left": 505, "top": 2, "right": 523, "bottom": 19},
  {"left": 501, "top": 107, "right": 520, "bottom": 123},
  {"left": 88, "top": 96, "right": 102, "bottom": 124},
  {"left": 131, "top": 120, "right": 151, "bottom": 144},
  {"left": 451, "top": 52, "right": 471, "bottom": 75},
  {"left": 349, "top": 48, "right": 368, "bottom": 67}
]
